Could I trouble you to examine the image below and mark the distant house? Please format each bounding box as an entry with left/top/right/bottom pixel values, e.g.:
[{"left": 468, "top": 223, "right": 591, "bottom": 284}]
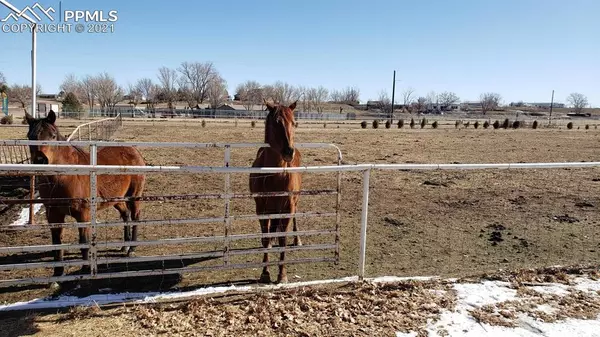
[
  {"left": 523, "top": 102, "right": 566, "bottom": 109},
  {"left": 216, "top": 104, "right": 236, "bottom": 110},
  {"left": 38, "top": 93, "right": 59, "bottom": 100},
  {"left": 461, "top": 101, "right": 482, "bottom": 110}
]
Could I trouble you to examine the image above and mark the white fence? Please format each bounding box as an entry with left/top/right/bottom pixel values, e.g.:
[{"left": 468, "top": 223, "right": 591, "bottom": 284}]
[
  {"left": 2, "top": 139, "right": 600, "bottom": 288},
  {"left": 66, "top": 113, "right": 123, "bottom": 141}
]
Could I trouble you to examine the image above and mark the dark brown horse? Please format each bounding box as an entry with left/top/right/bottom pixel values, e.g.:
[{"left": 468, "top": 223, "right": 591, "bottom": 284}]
[
  {"left": 25, "top": 110, "right": 146, "bottom": 277},
  {"left": 249, "top": 100, "right": 302, "bottom": 284}
]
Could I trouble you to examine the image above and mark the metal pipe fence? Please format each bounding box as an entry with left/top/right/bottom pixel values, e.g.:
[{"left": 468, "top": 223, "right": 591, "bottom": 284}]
[
  {"left": 0, "top": 141, "right": 343, "bottom": 288},
  {"left": 2, "top": 140, "right": 600, "bottom": 288}
]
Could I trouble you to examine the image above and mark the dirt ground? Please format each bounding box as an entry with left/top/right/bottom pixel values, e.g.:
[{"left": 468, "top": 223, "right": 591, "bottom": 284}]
[{"left": 1, "top": 118, "right": 600, "bottom": 307}]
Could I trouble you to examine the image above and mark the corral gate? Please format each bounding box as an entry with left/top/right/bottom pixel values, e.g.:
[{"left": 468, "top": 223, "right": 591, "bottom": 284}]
[{"left": 0, "top": 140, "right": 343, "bottom": 287}]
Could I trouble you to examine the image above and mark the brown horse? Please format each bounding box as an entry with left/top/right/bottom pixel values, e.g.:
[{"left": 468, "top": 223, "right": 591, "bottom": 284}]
[
  {"left": 25, "top": 110, "right": 146, "bottom": 277},
  {"left": 249, "top": 100, "right": 302, "bottom": 284}
]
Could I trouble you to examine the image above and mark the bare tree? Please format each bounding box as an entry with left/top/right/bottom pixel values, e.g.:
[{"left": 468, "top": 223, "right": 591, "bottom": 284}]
[
  {"left": 271, "top": 81, "right": 300, "bottom": 105},
  {"left": 80, "top": 75, "right": 98, "bottom": 111},
  {"left": 59, "top": 73, "right": 85, "bottom": 102},
  {"left": 177, "top": 61, "right": 217, "bottom": 105},
  {"left": 260, "top": 84, "right": 276, "bottom": 109},
  {"left": 411, "top": 97, "right": 427, "bottom": 114},
  {"left": 437, "top": 91, "right": 460, "bottom": 110},
  {"left": 135, "top": 78, "right": 160, "bottom": 110},
  {"left": 0, "top": 72, "right": 7, "bottom": 93},
  {"left": 425, "top": 91, "right": 438, "bottom": 110},
  {"left": 296, "top": 85, "right": 310, "bottom": 111},
  {"left": 377, "top": 90, "right": 392, "bottom": 115},
  {"left": 95, "top": 72, "right": 123, "bottom": 115},
  {"left": 7, "top": 84, "right": 42, "bottom": 112},
  {"left": 329, "top": 89, "right": 342, "bottom": 103},
  {"left": 236, "top": 80, "right": 262, "bottom": 110},
  {"left": 342, "top": 86, "right": 360, "bottom": 104},
  {"left": 8, "top": 84, "right": 32, "bottom": 111},
  {"left": 402, "top": 87, "right": 415, "bottom": 108},
  {"left": 306, "top": 86, "right": 329, "bottom": 112},
  {"left": 566, "top": 93, "right": 588, "bottom": 113},
  {"left": 206, "top": 75, "right": 228, "bottom": 110},
  {"left": 157, "top": 67, "right": 179, "bottom": 109},
  {"left": 480, "top": 92, "right": 502, "bottom": 115},
  {"left": 127, "top": 83, "right": 142, "bottom": 108}
]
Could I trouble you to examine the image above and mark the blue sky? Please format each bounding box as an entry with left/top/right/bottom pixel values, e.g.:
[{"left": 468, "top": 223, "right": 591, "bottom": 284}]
[{"left": 1, "top": 0, "right": 598, "bottom": 106}]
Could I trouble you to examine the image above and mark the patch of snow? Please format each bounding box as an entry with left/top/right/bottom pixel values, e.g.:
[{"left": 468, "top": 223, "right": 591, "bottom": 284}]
[
  {"left": 417, "top": 278, "right": 600, "bottom": 337},
  {"left": 573, "top": 277, "right": 600, "bottom": 293},
  {"left": 8, "top": 203, "right": 42, "bottom": 226},
  {"left": 395, "top": 332, "right": 417, "bottom": 337},
  {"left": 535, "top": 304, "right": 557, "bottom": 315},
  {"left": 454, "top": 280, "right": 517, "bottom": 307},
  {"left": 0, "top": 276, "right": 361, "bottom": 312},
  {"left": 527, "top": 284, "right": 569, "bottom": 296},
  {"left": 369, "top": 275, "right": 437, "bottom": 283}
]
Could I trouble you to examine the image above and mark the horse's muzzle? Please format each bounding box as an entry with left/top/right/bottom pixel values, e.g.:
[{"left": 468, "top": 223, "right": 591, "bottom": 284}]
[{"left": 282, "top": 147, "right": 294, "bottom": 163}]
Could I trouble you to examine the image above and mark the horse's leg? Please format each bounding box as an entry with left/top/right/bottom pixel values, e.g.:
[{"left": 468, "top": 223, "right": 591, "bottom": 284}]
[
  {"left": 114, "top": 203, "right": 131, "bottom": 254},
  {"left": 47, "top": 210, "right": 65, "bottom": 277},
  {"left": 292, "top": 217, "right": 302, "bottom": 247},
  {"left": 127, "top": 199, "right": 141, "bottom": 257},
  {"left": 276, "top": 217, "right": 291, "bottom": 284},
  {"left": 259, "top": 218, "right": 271, "bottom": 284},
  {"left": 292, "top": 196, "right": 302, "bottom": 246},
  {"left": 77, "top": 212, "right": 91, "bottom": 274}
]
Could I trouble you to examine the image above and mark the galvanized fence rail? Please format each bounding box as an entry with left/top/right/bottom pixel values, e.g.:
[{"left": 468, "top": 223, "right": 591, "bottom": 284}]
[
  {"left": 66, "top": 113, "right": 123, "bottom": 141},
  {"left": 0, "top": 140, "right": 343, "bottom": 288},
  {"left": 2, "top": 140, "right": 600, "bottom": 288}
]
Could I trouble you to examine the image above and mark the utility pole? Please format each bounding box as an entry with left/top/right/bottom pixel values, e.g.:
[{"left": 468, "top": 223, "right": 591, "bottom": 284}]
[
  {"left": 390, "top": 70, "right": 396, "bottom": 124},
  {"left": 549, "top": 89, "right": 554, "bottom": 126}
]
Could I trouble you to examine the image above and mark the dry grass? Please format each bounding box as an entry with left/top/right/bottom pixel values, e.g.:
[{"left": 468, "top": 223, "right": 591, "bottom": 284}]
[
  {"left": 1, "top": 120, "right": 600, "bottom": 307},
  {"left": 0, "top": 280, "right": 454, "bottom": 337}
]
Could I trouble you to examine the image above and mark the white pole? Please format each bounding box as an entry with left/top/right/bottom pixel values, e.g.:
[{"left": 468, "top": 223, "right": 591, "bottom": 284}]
[
  {"left": 0, "top": 1, "right": 38, "bottom": 118},
  {"left": 358, "top": 168, "right": 371, "bottom": 280},
  {"left": 31, "top": 27, "right": 37, "bottom": 118}
]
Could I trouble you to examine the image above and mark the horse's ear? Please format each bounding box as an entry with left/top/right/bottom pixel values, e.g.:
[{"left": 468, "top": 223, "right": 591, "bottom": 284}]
[
  {"left": 288, "top": 100, "right": 297, "bottom": 111},
  {"left": 46, "top": 110, "right": 56, "bottom": 125},
  {"left": 264, "top": 99, "right": 276, "bottom": 113},
  {"left": 24, "top": 112, "right": 35, "bottom": 125}
]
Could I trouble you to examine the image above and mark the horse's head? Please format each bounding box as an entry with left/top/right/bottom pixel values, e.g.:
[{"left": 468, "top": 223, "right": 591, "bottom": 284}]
[
  {"left": 264, "top": 100, "right": 297, "bottom": 163},
  {"left": 24, "top": 110, "right": 63, "bottom": 164}
]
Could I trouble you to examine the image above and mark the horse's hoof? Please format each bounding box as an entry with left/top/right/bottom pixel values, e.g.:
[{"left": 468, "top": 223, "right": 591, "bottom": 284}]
[
  {"left": 259, "top": 272, "right": 271, "bottom": 284},
  {"left": 49, "top": 282, "right": 61, "bottom": 291},
  {"left": 294, "top": 238, "right": 303, "bottom": 247},
  {"left": 277, "top": 275, "right": 288, "bottom": 284},
  {"left": 127, "top": 250, "right": 136, "bottom": 258},
  {"left": 121, "top": 246, "right": 130, "bottom": 253}
]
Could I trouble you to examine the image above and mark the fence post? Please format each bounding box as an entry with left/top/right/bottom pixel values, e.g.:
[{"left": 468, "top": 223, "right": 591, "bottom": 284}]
[
  {"left": 223, "top": 146, "right": 231, "bottom": 265},
  {"left": 28, "top": 175, "right": 35, "bottom": 225},
  {"left": 334, "top": 151, "right": 343, "bottom": 264},
  {"left": 89, "top": 143, "right": 98, "bottom": 277},
  {"left": 358, "top": 168, "right": 371, "bottom": 281},
  {"left": 88, "top": 124, "right": 91, "bottom": 141}
]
